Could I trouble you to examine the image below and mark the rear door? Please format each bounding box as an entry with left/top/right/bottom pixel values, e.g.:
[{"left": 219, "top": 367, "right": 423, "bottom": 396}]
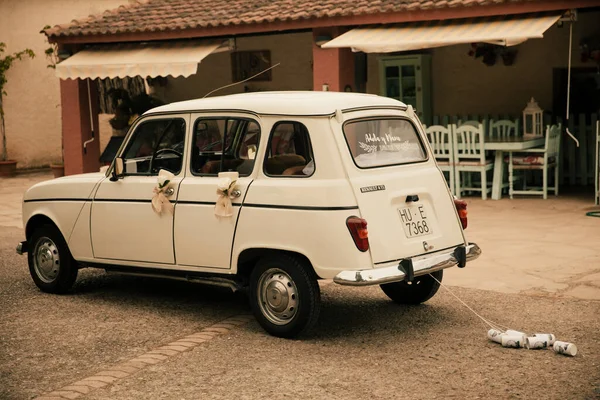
[
  {"left": 174, "top": 115, "right": 261, "bottom": 269},
  {"left": 335, "top": 112, "right": 465, "bottom": 265}
]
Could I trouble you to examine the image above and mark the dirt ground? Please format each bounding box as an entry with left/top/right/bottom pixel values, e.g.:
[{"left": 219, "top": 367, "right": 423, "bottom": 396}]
[{"left": 1, "top": 223, "right": 599, "bottom": 400}]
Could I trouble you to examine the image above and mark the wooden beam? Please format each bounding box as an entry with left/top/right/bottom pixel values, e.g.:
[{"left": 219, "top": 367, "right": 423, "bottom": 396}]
[{"left": 50, "top": 0, "right": 599, "bottom": 45}]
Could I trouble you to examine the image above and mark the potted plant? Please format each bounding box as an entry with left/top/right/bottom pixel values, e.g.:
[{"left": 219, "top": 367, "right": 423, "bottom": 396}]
[
  {"left": 50, "top": 152, "right": 65, "bottom": 178},
  {"left": 0, "top": 42, "right": 35, "bottom": 177}
]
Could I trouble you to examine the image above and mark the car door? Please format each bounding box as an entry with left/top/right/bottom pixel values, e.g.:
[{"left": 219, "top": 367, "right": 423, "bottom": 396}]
[
  {"left": 174, "top": 114, "right": 261, "bottom": 269},
  {"left": 91, "top": 114, "right": 189, "bottom": 264}
]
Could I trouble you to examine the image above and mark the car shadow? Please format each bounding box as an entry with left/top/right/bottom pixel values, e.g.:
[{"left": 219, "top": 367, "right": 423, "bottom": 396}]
[
  {"left": 65, "top": 270, "right": 461, "bottom": 340},
  {"left": 67, "top": 269, "right": 249, "bottom": 317},
  {"left": 308, "top": 292, "right": 455, "bottom": 341}
]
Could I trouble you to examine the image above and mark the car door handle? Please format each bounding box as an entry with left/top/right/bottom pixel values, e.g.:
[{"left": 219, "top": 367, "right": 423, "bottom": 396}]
[
  {"left": 231, "top": 190, "right": 242, "bottom": 198},
  {"left": 164, "top": 187, "right": 175, "bottom": 197}
]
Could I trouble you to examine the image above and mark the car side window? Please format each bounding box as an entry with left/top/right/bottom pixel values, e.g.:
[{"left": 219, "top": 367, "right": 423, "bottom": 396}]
[
  {"left": 122, "top": 118, "right": 186, "bottom": 175},
  {"left": 190, "top": 118, "right": 260, "bottom": 176},
  {"left": 264, "top": 121, "right": 315, "bottom": 177}
]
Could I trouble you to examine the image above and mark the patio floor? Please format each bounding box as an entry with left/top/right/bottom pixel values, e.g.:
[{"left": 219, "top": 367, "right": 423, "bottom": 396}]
[{"left": 2, "top": 170, "right": 599, "bottom": 300}]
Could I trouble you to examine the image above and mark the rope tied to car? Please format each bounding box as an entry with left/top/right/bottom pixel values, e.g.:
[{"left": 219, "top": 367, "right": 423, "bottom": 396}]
[{"left": 428, "top": 273, "right": 510, "bottom": 332}]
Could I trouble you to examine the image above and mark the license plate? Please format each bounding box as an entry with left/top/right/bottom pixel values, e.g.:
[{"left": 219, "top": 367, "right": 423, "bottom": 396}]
[{"left": 398, "top": 205, "right": 432, "bottom": 238}]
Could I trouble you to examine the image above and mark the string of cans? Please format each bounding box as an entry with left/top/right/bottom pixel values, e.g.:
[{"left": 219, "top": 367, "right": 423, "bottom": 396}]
[
  {"left": 487, "top": 329, "right": 577, "bottom": 356},
  {"left": 429, "top": 274, "right": 578, "bottom": 357}
]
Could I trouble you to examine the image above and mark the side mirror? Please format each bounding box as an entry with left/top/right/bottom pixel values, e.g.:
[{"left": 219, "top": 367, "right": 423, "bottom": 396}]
[{"left": 110, "top": 157, "right": 124, "bottom": 181}]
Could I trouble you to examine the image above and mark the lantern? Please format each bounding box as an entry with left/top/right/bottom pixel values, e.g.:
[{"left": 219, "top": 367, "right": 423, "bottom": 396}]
[{"left": 522, "top": 97, "right": 544, "bottom": 136}]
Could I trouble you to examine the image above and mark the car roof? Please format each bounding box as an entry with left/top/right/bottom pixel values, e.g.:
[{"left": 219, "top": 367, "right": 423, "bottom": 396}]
[{"left": 144, "top": 91, "right": 407, "bottom": 117}]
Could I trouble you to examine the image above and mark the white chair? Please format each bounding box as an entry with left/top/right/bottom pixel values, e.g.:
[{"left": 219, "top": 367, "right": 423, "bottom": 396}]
[
  {"left": 425, "top": 125, "right": 455, "bottom": 194},
  {"left": 509, "top": 124, "right": 561, "bottom": 199},
  {"left": 452, "top": 124, "right": 493, "bottom": 199},
  {"left": 459, "top": 120, "right": 481, "bottom": 128},
  {"left": 489, "top": 119, "right": 519, "bottom": 193},
  {"left": 459, "top": 119, "right": 488, "bottom": 136},
  {"left": 489, "top": 119, "right": 519, "bottom": 138}
]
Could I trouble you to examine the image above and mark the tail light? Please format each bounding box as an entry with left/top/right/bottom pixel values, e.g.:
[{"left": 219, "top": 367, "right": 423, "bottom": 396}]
[
  {"left": 346, "top": 216, "right": 369, "bottom": 252},
  {"left": 454, "top": 199, "right": 468, "bottom": 229}
]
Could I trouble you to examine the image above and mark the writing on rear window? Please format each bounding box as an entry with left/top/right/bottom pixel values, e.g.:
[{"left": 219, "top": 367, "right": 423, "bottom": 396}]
[{"left": 343, "top": 118, "right": 426, "bottom": 168}]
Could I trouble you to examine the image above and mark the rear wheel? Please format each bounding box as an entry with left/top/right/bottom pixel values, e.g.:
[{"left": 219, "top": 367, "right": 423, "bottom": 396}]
[
  {"left": 28, "top": 224, "right": 78, "bottom": 294},
  {"left": 249, "top": 254, "right": 320, "bottom": 338},
  {"left": 380, "top": 270, "right": 443, "bottom": 304}
]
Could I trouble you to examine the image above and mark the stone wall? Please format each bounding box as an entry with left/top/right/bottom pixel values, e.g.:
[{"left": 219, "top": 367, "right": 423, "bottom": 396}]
[{"left": 0, "top": 0, "right": 130, "bottom": 169}]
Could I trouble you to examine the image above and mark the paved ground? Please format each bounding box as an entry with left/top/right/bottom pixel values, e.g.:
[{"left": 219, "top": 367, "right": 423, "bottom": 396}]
[
  {"left": 1, "top": 171, "right": 599, "bottom": 399},
  {"left": 0, "top": 171, "right": 51, "bottom": 228}
]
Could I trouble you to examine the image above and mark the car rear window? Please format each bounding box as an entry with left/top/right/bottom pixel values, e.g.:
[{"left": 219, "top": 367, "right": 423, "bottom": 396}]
[{"left": 343, "top": 118, "right": 427, "bottom": 168}]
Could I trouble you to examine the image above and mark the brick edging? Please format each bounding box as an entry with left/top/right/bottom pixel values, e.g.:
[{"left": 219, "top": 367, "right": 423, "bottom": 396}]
[{"left": 34, "top": 314, "right": 254, "bottom": 400}]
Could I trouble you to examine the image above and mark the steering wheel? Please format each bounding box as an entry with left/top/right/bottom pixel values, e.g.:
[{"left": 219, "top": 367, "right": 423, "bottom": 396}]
[{"left": 150, "top": 148, "right": 183, "bottom": 173}]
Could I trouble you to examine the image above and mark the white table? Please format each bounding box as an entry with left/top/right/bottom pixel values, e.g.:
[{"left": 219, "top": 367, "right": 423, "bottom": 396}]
[{"left": 485, "top": 135, "right": 545, "bottom": 200}]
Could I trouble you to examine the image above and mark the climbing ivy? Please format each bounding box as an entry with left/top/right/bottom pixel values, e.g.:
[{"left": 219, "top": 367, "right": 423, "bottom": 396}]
[{"left": 0, "top": 42, "right": 35, "bottom": 160}]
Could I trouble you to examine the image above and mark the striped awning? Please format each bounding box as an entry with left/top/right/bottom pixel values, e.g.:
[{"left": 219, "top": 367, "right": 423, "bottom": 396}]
[
  {"left": 56, "top": 40, "right": 229, "bottom": 80},
  {"left": 321, "top": 13, "right": 561, "bottom": 53}
]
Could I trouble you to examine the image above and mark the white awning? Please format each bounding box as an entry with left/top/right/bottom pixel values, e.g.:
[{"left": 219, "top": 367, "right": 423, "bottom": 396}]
[
  {"left": 56, "top": 40, "right": 229, "bottom": 80},
  {"left": 321, "top": 13, "right": 561, "bottom": 53}
]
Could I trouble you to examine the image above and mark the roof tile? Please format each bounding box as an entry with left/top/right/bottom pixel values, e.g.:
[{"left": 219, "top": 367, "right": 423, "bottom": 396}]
[{"left": 44, "top": 0, "right": 546, "bottom": 38}]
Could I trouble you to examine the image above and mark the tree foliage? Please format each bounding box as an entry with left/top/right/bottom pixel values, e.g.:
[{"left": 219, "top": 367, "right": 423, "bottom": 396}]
[
  {"left": 0, "top": 42, "right": 35, "bottom": 100},
  {"left": 0, "top": 42, "right": 35, "bottom": 161}
]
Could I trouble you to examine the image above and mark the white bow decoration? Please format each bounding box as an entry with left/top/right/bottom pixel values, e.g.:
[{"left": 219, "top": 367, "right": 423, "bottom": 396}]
[
  {"left": 152, "top": 170, "right": 175, "bottom": 215},
  {"left": 215, "top": 177, "right": 237, "bottom": 217}
]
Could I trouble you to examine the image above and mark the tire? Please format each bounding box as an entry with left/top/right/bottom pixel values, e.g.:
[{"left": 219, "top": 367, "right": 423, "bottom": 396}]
[
  {"left": 249, "top": 254, "right": 320, "bottom": 338},
  {"left": 28, "top": 224, "right": 78, "bottom": 294},
  {"left": 380, "top": 270, "right": 443, "bottom": 305}
]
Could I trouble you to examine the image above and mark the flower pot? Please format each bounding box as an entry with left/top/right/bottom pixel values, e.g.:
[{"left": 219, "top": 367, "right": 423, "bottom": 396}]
[
  {"left": 0, "top": 160, "right": 17, "bottom": 177},
  {"left": 50, "top": 163, "right": 65, "bottom": 178}
]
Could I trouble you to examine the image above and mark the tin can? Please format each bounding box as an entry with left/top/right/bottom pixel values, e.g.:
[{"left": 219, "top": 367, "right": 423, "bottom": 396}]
[
  {"left": 504, "top": 330, "right": 527, "bottom": 345},
  {"left": 525, "top": 336, "right": 548, "bottom": 349},
  {"left": 533, "top": 333, "right": 556, "bottom": 345},
  {"left": 487, "top": 329, "right": 505, "bottom": 344},
  {"left": 501, "top": 334, "right": 523, "bottom": 348},
  {"left": 553, "top": 341, "right": 577, "bottom": 356}
]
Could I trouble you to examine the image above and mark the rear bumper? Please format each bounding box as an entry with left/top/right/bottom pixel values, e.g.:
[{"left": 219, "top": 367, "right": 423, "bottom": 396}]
[{"left": 333, "top": 243, "right": 481, "bottom": 286}]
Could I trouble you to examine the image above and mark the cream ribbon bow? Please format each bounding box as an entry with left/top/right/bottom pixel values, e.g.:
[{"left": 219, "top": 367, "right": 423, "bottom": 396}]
[
  {"left": 214, "top": 177, "right": 237, "bottom": 217},
  {"left": 152, "top": 169, "right": 175, "bottom": 215}
]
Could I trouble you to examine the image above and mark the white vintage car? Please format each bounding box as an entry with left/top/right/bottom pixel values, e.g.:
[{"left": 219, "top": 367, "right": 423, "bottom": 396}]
[{"left": 18, "top": 91, "right": 480, "bottom": 338}]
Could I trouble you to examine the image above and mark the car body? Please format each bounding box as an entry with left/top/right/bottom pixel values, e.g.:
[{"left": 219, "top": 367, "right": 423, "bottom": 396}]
[{"left": 18, "top": 91, "right": 480, "bottom": 337}]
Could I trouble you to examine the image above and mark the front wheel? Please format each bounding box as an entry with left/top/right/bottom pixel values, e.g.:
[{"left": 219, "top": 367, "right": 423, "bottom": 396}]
[
  {"left": 380, "top": 270, "right": 443, "bottom": 305},
  {"left": 28, "top": 224, "right": 78, "bottom": 294},
  {"left": 249, "top": 254, "right": 320, "bottom": 338}
]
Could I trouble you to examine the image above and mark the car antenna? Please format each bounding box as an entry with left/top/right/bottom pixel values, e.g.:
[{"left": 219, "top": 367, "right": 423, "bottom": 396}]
[{"left": 202, "top": 63, "right": 280, "bottom": 98}]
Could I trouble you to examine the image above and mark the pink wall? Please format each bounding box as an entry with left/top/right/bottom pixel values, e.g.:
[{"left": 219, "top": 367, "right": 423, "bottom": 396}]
[
  {"left": 60, "top": 79, "right": 100, "bottom": 175},
  {"left": 312, "top": 28, "right": 355, "bottom": 92}
]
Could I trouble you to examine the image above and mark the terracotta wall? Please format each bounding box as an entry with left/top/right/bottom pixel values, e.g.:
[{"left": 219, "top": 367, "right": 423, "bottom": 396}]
[
  {"left": 0, "top": 0, "right": 130, "bottom": 169},
  {"left": 366, "top": 10, "right": 600, "bottom": 117}
]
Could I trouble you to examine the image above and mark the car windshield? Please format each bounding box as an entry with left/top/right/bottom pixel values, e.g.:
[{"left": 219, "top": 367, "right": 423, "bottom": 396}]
[{"left": 343, "top": 118, "right": 426, "bottom": 168}]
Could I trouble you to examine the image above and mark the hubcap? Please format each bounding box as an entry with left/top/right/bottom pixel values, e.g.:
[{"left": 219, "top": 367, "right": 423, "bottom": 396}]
[
  {"left": 33, "top": 237, "right": 60, "bottom": 283},
  {"left": 257, "top": 268, "right": 298, "bottom": 325}
]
